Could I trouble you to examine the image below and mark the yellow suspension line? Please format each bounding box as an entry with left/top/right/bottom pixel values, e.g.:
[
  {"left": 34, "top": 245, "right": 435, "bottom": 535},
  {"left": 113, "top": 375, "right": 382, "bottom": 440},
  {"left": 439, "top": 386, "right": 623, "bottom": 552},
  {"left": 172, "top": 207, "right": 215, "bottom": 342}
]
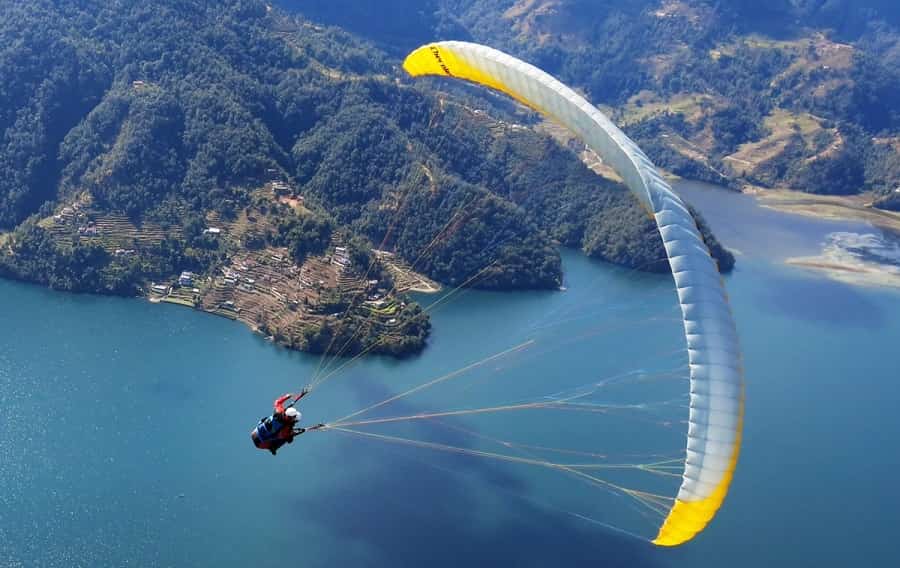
[
  {"left": 330, "top": 426, "right": 674, "bottom": 517},
  {"left": 332, "top": 339, "right": 535, "bottom": 424}
]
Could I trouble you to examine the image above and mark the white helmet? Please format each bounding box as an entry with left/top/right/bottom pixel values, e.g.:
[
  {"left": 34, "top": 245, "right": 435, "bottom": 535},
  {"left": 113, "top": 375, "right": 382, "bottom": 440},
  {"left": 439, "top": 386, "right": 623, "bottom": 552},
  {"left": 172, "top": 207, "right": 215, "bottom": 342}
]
[{"left": 285, "top": 408, "right": 301, "bottom": 422}]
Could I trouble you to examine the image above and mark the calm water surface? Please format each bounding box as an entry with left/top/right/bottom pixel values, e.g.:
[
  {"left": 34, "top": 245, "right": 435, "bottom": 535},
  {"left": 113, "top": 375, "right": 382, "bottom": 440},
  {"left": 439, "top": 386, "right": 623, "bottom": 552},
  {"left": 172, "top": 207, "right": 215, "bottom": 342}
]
[{"left": 2, "top": 184, "right": 899, "bottom": 567}]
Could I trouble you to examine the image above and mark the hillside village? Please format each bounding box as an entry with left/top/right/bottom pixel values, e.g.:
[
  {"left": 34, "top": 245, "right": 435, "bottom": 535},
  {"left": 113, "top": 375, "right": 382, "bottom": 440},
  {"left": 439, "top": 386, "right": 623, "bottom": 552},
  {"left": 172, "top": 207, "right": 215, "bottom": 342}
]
[{"left": 38, "top": 180, "right": 436, "bottom": 356}]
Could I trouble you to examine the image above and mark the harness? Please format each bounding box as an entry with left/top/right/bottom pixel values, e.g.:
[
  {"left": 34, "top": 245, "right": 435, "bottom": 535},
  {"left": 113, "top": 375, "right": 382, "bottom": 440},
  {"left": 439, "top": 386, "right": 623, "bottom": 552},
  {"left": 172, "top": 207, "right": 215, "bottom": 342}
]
[{"left": 253, "top": 414, "right": 287, "bottom": 444}]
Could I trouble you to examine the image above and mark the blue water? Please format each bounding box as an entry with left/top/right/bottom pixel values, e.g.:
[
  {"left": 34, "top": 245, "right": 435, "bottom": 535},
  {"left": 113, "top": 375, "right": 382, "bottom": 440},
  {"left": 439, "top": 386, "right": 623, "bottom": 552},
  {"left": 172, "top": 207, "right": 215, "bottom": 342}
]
[{"left": 2, "top": 185, "right": 900, "bottom": 567}]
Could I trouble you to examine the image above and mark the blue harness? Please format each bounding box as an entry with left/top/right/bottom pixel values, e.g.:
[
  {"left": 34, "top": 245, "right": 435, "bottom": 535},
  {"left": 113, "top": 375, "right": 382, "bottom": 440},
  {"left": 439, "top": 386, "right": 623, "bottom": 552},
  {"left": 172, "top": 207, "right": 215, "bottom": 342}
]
[{"left": 254, "top": 415, "right": 286, "bottom": 443}]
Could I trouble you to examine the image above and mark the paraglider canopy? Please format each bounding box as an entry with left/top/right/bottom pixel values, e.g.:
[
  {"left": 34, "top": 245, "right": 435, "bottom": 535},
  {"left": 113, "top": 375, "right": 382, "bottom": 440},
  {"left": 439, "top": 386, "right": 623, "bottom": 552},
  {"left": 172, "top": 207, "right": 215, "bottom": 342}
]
[{"left": 402, "top": 41, "right": 745, "bottom": 547}]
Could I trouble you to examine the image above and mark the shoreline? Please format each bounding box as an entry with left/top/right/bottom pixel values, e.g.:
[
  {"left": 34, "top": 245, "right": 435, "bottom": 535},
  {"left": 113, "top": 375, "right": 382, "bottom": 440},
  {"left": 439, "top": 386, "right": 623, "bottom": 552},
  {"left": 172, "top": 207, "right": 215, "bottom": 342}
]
[
  {"left": 583, "top": 152, "right": 900, "bottom": 290},
  {"left": 744, "top": 185, "right": 900, "bottom": 290},
  {"left": 141, "top": 249, "right": 437, "bottom": 359},
  {"left": 673, "top": 177, "right": 900, "bottom": 290},
  {"left": 744, "top": 185, "right": 900, "bottom": 234}
]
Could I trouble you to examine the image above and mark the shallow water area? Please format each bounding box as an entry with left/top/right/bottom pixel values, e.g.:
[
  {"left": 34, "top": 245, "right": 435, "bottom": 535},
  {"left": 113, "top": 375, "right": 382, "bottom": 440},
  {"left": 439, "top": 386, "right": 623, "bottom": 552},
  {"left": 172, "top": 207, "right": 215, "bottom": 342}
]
[
  {"left": 672, "top": 180, "right": 878, "bottom": 260},
  {"left": 675, "top": 180, "right": 900, "bottom": 289}
]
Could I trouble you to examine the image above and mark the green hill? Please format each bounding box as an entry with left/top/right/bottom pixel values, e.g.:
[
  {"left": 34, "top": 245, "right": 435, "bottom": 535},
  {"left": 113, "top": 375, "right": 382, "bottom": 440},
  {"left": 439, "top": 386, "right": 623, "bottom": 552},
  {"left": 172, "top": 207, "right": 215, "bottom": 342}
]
[{"left": 282, "top": 0, "right": 900, "bottom": 201}]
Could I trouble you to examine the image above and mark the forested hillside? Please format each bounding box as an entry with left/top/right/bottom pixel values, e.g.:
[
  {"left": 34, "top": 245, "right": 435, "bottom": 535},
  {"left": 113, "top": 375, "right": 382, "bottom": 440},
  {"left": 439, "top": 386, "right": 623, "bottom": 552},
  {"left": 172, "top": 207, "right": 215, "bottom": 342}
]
[
  {"left": 0, "top": 0, "right": 735, "bottom": 354},
  {"left": 283, "top": 0, "right": 900, "bottom": 205}
]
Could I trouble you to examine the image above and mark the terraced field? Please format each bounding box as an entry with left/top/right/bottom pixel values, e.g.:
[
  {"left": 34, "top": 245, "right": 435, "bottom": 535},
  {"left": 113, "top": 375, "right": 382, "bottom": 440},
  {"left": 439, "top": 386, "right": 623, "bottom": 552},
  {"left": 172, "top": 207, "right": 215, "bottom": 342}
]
[
  {"left": 34, "top": 193, "right": 421, "bottom": 356},
  {"left": 184, "top": 243, "right": 407, "bottom": 351},
  {"left": 617, "top": 90, "right": 721, "bottom": 127},
  {"left": 46, "top": 208, "right": 181, "bottom": 252},
  {"left": 724, "top": 109, "right": 839, "bottom": 178},
  {"left": 373, "top": 250, "right": 441, "bottom": 294}
]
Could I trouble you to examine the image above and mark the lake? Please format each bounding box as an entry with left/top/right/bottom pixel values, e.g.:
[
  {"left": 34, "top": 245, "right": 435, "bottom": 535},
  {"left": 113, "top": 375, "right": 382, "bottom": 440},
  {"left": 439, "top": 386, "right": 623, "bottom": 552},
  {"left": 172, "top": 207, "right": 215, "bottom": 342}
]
[{"left": 1, "top": 183, "right": 899, "bottom": 567}]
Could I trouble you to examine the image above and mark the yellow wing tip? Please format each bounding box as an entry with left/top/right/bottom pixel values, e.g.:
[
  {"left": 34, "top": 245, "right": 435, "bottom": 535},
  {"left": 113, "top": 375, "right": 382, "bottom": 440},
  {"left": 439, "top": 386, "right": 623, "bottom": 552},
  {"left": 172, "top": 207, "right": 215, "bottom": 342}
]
[
  {"left": 402, "top": 42, "right": 541, "bottom": 113},
  {"left": 403, "top": 43, "right": 455, "bottom": 79},
  {"left": 653, "top": 396, "right": 744, "bottom": 547},
  {"left": 651, "top": 498, "right": 718, "bottom": 546},
  {"left": 402, "top": 44, "right": 433, "bottom": 77}
]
